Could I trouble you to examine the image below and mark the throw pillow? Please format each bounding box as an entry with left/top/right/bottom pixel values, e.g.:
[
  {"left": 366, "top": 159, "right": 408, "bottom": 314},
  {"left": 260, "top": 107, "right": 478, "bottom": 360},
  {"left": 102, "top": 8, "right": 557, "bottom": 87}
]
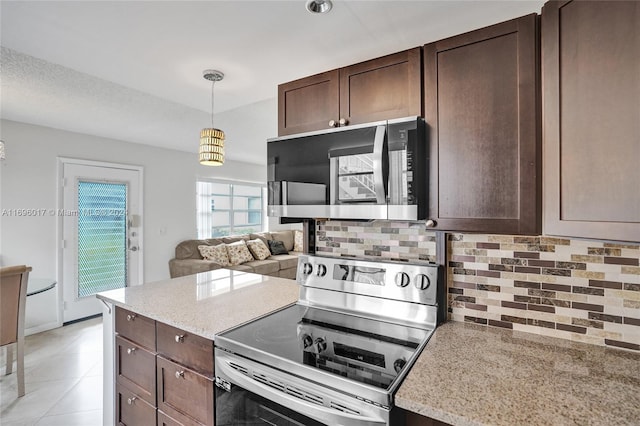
[
  {"left": 246, "top": 239, "right": 271, "bottom": 261},
  {"left": 198, "top": 245, "right": 230, "bottom": 267},
  {"left": 293, "top": 230, "right": 304, "bottom": 252},
  {"left": 226, "top": 240, "right": 255, "bottom": 266},
  {"left": 268, "top": 239, "right": 289, "bottom": 255}
]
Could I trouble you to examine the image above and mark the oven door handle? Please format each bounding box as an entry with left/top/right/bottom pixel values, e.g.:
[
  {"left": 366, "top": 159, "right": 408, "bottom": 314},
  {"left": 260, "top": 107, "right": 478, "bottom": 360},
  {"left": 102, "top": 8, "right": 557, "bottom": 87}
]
[{"left": 216, "top": 353, "right": 387, "bottom": 426}]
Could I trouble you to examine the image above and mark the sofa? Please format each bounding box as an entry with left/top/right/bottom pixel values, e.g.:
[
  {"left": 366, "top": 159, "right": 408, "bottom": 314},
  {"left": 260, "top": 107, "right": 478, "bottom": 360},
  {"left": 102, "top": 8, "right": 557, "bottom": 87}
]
[{"left": 169, "top": 230, "right": 303, "bottom": 279}]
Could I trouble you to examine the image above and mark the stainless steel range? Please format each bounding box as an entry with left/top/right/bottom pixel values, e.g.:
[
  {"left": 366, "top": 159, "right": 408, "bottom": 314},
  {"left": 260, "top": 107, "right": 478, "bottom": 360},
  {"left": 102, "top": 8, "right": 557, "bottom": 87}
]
[{"left": 214, "top": 255, "right": 441, "bottom": 426}]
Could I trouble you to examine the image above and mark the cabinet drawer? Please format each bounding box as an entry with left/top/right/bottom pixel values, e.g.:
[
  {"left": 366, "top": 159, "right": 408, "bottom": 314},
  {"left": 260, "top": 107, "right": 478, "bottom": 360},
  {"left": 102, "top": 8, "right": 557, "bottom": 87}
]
[
  {"left": 158, "top": 409, "right": 203, "bottom": 426},
  {"left": 157, "top": 322, "right": 214, "bottom": 377},
  {"left": 116, "top": 383, "right": 156, "bottom": 426},
  {"left": 116, "top": 335, "right": 156, "bottom": 405},
  {"left": 115, "top": 307, "right": 156, "bottom": 351},
  {"left": 157, "top": 356, "right": 214, "bottom": 426}
]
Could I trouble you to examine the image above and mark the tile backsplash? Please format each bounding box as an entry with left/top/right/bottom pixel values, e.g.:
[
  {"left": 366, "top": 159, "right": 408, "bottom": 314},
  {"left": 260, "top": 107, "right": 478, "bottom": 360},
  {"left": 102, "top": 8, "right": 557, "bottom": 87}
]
[
  {"left": 314, "top": 220, "right": 640, "bottom": 351},
  {"left": 448, "top": 234, "right": 639, "bottom": 351},
  {"left": 315, "top": 220, "right": 437, "bottom": 263}
]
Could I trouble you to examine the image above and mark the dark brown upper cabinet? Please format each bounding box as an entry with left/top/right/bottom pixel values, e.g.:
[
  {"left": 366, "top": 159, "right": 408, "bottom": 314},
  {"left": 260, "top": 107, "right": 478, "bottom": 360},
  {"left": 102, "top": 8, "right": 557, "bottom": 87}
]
[
  {"left": 542, "top": 0, "right": 640, "bottom": 242},
  {"left": 424, "top": 14, "right": 541, "bottom": 234},
  {"left": 278, "top": 48, "right": 422, "bottom": 136}
]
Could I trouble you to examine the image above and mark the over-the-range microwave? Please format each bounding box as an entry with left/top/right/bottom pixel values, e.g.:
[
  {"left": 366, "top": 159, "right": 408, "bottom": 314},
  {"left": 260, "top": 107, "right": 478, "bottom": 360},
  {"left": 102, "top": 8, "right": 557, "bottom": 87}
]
[{"left": 267, "top": 116, "right": 427, "bottom": 221}]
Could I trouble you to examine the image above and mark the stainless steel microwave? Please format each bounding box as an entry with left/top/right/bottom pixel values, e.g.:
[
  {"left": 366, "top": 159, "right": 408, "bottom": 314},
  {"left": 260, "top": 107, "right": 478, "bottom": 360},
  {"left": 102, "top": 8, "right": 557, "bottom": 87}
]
[{"left": 267, "top": 116, "right": 426, "bottom": 220}]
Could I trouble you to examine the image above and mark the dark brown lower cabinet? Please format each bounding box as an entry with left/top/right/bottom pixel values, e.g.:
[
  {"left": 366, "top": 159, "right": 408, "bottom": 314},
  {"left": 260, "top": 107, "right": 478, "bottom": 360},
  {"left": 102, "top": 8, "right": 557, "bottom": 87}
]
[
  {"left": 157, "top": 356, "right": 215, "bottom": 426},
  {"left": 158, "top": 410, "right": 188, "bottom": 426},
  {"left": 117, "top": 384, "right": 156, "bottom": 426},
  {"left": 404, "top": 411, "right": 451, "bottom": 426},
  {"left": 116, "top": 335, "right": 156, "bottom": 406}
]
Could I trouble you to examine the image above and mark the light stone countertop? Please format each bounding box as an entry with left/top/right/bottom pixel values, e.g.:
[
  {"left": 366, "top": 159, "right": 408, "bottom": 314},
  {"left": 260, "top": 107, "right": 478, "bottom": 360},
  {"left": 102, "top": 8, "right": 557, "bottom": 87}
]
[
  {"left": 96, "top": 269, "right": 299, "bottom": 340},
  {"left": 395, "top": 321, "right": 640, "bottom": 426}
]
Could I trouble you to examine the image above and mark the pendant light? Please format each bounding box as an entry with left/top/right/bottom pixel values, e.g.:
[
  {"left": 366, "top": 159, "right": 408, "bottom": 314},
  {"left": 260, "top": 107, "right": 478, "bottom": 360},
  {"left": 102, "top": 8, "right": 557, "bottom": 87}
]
[{"left": 199, "top": 70, "right": 225, "bottom": 166}]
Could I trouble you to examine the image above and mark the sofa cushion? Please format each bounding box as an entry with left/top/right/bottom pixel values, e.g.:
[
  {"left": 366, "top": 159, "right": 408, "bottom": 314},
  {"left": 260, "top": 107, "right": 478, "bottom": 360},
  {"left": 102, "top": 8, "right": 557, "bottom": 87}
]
[
  {"left": 222, "top": 235, "right": 250, "bottom": 245},
  {"left": 226, "top": 264, "right": 253, "bottom": 273},
  {"left": 242, "top": 259, "right": 280, "bottom": 275},
  {"left": 270, "top": 231, "right": 294, "bottom": 251},
  {"left": 246, "top": 239, "right": 271, "bottom": 261},
  {"left": 268, "top": 254, "right": 299, "bottom": 270},
  {"left": 205, "top": 238, "right": 224, "bottom": 246},
  {"left": 268, "top": 239, "right": 288, "bottom": 255},
  {"left": 197, "top": 245, "right": 230, "bottom": 267},
  {"left": 175, "top": 239, "right": 210, "bottom": 260},
  {"left": 249, "top": 232, "right": 272, "bottom": 246},
  {"left": 226, "top": 240, "right": 254, "bottom": 265}
]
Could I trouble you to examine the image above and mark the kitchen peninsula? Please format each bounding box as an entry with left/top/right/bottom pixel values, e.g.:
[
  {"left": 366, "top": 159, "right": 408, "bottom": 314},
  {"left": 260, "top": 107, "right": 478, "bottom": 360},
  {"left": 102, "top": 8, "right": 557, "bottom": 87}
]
[{"left": 97, "top": 269, "right": 640, "bottom": 426}]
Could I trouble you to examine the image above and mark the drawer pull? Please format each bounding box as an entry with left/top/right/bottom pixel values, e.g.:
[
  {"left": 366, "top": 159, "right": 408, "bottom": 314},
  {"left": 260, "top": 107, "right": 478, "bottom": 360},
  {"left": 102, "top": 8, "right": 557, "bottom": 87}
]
[
  {"left": 126, "top": 314, "right": 136, "bottom": 321},
  {"left": 127, "top": 396, "right": 137, "bottom": 405},
  {"left": 127, "top": 347, "right": 136, "bottom": 355},
  {"left": 175, "top": 334, "right": 185, "bottom": 343},
  {"left": 175, "top": 370, "right": 185, "bottom": 379}
]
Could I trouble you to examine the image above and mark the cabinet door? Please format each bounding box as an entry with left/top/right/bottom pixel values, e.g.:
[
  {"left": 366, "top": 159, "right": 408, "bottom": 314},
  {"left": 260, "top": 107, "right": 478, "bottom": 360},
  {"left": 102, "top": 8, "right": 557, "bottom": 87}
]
[
  {"left": 339, "top": 48, "right": 422, "bottom": 126},
  {"left": 425, "top": 14, "right": 540, "bottom": 234},
  {"left": 116, "top": 336, "right": 156, "bottom": 405},
  {"left": 278, "top": 69, "right": 339, "bottom": 136},
  {"left": 157, "top": 356, "right": 214, "bottom": 426},
  {"left": 116, "top": 384, "right": 156, "bottom": 426},
  {"left": 542, "top": 0, "right": 640, "bottom": 242}
]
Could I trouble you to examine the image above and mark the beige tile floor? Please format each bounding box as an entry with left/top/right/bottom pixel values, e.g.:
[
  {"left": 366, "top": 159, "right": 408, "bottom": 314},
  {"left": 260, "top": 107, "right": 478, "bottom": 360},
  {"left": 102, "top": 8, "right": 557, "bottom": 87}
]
[{"left": 0, "top": 317, "right": 103, "bottom": 426}]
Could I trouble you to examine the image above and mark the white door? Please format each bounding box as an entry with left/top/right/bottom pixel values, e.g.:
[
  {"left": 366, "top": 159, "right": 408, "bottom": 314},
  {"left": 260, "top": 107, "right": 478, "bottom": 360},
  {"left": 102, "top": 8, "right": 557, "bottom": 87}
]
[{"left": 61, "top": 160, "right": 143, "bottom": 323}]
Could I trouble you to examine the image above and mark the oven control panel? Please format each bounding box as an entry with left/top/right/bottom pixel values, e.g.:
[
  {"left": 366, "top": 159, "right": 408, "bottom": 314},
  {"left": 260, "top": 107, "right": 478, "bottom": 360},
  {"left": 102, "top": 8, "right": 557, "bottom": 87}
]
[{"left": 296, "top": 255, "right": 438, "bottom": 306}]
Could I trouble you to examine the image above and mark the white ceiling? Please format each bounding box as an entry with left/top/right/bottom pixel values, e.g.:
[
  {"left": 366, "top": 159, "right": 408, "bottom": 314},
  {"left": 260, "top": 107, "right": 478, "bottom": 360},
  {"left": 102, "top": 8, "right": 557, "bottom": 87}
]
[{"left": 1, "top": 0, "right": 545, "bottom": 165}]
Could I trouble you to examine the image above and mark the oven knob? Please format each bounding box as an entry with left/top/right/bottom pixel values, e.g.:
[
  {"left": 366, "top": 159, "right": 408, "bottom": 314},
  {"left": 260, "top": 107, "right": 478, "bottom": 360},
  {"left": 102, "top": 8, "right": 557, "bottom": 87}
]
[
  {"left": 393, "top": 358, "right": 407, "bottom": 373},
  {"left": 302, "top": 262, "right": 313, "bottom": 275},
  {"left": 395, "top": 272, "right": 410, "bottom": 287},
  {"left": 314, "top": 337, "right": 327, "bottom": 354},
  {"left": 414, "top": 274, "right": 431, "bottom": 290},
  {"left": 316, "top": 264, "right": 327, "bottom": 277},
  {"left": 302, "top": 334, "right": 313, "bottom": 349}
]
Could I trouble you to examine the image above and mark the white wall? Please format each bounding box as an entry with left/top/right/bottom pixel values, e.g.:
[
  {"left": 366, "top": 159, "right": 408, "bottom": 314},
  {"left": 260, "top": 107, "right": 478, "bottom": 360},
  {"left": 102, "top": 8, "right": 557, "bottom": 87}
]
[{"left": 0, "top": 119, "right": 266, "bottom": 331}]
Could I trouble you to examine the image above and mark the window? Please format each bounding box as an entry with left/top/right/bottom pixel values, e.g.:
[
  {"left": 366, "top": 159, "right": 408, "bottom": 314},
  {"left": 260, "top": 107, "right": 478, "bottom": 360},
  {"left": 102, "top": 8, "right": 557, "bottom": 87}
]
[{"left": 196, "top": 180, "right": 265, "bottom": 238}]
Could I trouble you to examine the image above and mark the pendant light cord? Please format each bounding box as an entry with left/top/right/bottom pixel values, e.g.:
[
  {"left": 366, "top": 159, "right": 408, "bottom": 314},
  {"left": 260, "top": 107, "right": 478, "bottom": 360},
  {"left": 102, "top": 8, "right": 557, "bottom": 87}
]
[{"left": 210, "top": 81, "right": 215, "bottom": 128}]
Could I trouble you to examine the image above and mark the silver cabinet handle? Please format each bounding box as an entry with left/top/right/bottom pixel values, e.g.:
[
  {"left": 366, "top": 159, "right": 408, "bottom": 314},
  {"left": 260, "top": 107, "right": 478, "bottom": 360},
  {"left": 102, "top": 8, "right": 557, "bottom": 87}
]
[
  {"left": 127, "top": 397, "right": 137, "bottom": 405},
  {"left": 126, "top": 313, "right": 136, "bottom": 321},
  {"left": 127, "top": 347, "right": 136, "bottom": 355},
  {"left": 338, "top": 118, "right": 348, "bottom": 126},
  {"left": 175, "top": 370, "right": 185, "bottom": 379},
  {"left": 426, "top": 219, "right": 437, "bottom": 228},
  {"left": 328, "top": 119, "right": 338, "bottom": 128},
  {"left": 175, "top": 334, "right": 185, "bottom": 343}
]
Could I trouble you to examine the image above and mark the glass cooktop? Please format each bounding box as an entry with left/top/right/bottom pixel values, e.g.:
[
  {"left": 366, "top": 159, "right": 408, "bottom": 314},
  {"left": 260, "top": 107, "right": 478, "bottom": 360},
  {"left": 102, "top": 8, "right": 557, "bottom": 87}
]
[{"left": 217, "top": 304, "right": 431, "bottom": 391}]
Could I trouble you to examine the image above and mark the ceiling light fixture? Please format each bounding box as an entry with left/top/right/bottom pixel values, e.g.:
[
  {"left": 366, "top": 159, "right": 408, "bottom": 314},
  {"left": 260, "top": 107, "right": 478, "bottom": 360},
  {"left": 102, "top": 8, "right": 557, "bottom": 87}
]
[
  {"left": 306, "top": 0, "right": 332, "bottom": 14},
  {"left": 199, "top": 70, "right": 225, "bottom": 166}
]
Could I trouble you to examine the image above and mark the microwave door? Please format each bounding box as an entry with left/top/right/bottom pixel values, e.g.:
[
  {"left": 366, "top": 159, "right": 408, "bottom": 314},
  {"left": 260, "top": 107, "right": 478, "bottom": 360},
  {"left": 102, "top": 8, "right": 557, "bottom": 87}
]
[{"left": 329, "top": 125, "right": 387, "bottom": 205}]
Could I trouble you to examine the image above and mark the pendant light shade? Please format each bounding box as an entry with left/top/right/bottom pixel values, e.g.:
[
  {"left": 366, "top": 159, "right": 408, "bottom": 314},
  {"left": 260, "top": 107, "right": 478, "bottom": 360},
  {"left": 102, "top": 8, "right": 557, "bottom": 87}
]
[
  {"left": 199, "top": 128, "right": 225, "bottom": 166},
  {"left": 200, "top": 70, "right": 225, "bottom": 166}
]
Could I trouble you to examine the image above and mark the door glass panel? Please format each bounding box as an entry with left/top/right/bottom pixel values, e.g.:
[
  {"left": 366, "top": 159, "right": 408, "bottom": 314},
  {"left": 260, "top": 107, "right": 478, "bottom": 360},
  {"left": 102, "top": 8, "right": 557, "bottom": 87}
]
[{"left": 77, "top": 181, "right": 127, "bottom": 298}]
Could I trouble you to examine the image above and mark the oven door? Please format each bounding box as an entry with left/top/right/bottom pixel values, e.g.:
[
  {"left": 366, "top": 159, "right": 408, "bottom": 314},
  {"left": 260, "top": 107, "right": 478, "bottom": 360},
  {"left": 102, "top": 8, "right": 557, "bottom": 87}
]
[
  {"left": 215, "top": 350, "right": 389, "bottom": 426},
  {"left": 215, "top": 379, "right": 326, "bottom": 426}
]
